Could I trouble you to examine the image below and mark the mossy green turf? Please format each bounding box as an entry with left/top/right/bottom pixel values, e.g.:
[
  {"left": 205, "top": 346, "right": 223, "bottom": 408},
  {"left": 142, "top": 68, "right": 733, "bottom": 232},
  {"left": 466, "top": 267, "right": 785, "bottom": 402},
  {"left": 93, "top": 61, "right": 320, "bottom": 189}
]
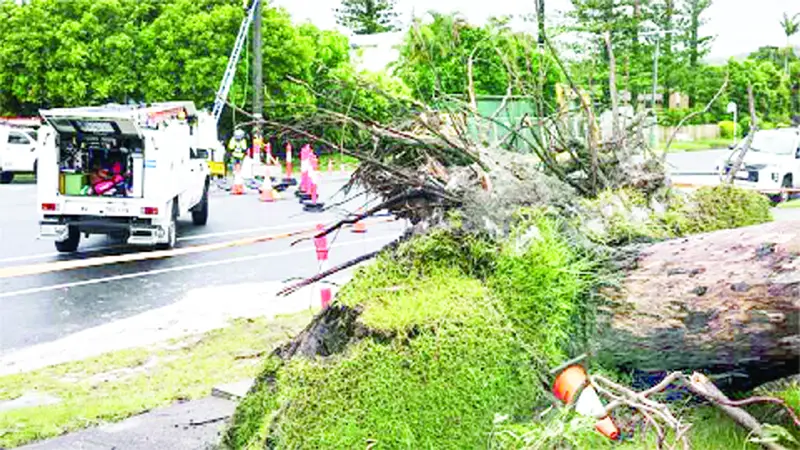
[{"left": 226, "top": 215, "right": 598, "bottom": 449}]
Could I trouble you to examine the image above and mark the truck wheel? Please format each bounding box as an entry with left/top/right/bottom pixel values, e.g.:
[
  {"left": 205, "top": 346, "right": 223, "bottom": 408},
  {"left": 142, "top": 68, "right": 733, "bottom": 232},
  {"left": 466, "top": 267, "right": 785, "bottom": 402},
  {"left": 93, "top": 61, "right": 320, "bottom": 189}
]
[
  {"left": 770, "top": 176, "right": 792, "bottom": 204},
  {"left": 192, "top": 185, "right": 209, "bottom": 226},
  {"left": 55, "top": 226, "right": 80, "bottom": 253},
  {"left": 157, "top": 201, "right": 179, "bottom": 250},
  {"left": 0, "top": 172, "right": 13, "bottom": 184}
]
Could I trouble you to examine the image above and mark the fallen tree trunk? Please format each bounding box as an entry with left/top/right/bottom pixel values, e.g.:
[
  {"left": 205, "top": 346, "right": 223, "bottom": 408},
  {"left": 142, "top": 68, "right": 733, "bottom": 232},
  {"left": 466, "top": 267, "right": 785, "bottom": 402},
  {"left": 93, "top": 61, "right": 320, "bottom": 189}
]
[{"left": 599, "top": 220, "right": 800, "bottom": 391}]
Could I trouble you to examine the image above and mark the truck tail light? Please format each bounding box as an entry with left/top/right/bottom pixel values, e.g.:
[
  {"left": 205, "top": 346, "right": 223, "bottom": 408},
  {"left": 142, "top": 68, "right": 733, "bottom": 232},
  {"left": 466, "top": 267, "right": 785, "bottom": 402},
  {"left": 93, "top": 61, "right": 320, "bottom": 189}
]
[
  {"left": 41, "top": 203, "right": 57, "bottom": 211},
  {"left": 142, "top": 207, "right": 159, "bottom": 215}
]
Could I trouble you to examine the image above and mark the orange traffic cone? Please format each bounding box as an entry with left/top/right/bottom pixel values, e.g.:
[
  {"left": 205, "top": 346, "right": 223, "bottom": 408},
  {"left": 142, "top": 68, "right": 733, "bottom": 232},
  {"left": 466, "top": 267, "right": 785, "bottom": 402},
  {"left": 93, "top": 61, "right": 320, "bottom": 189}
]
[
  {"left": 553, "top": 365, "right": 620, "bottom": 441},
  {"left": 259, "top": 186, "right": 275, "bottom": 202},
  {"left": 352, "top": 209, "right": 367, "bottom": 233},
  {"left": 231, "top": 163, "right": 245, "bottom": 195}
]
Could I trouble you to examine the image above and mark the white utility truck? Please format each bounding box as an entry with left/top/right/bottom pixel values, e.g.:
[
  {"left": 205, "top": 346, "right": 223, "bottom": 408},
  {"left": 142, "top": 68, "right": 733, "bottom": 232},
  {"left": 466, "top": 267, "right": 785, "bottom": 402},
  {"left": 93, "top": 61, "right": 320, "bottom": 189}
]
[
  {"left": 0, "top": 123, "right": 39, "bottom": 183},
  {"left": 717, "top": 127, "right": 800, "bottom": 203},
  {"left": 37, "top": 102, "right": 214, "bottom": 252}
]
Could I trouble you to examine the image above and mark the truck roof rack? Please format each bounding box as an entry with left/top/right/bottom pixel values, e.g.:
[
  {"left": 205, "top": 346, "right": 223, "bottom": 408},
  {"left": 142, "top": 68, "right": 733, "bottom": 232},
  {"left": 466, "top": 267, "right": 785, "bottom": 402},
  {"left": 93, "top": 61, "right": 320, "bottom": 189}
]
[
  {"left": 41, "top": 102, "right": 197, "bottom": 120},
  {"left": 40, "top": 102, "right": 199, "bottom": 135},
  {"left": 0, "top": 116, "right": 43, "bottom": 128}
]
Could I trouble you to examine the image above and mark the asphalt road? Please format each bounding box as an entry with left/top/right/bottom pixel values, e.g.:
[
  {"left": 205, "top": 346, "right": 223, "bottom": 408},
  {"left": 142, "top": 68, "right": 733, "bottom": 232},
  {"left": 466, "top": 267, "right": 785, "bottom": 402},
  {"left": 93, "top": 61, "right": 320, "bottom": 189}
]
[{"left": 0, "top": 174, "right": 407, "bottom": 354}]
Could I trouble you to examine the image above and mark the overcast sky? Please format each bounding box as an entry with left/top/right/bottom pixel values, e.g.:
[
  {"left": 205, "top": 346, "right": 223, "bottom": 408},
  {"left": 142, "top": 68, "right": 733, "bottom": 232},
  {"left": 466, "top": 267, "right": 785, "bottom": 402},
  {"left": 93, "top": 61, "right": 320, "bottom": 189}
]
[{"left": 271, "top": 0, "right": 796, "bottom": 60}]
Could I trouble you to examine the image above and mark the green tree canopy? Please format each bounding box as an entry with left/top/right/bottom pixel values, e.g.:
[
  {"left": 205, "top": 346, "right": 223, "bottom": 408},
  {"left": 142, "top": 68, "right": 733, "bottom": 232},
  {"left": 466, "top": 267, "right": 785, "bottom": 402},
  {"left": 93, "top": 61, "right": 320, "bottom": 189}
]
[
  {"left": 335, "top": 0, "right": 398, "bottom": 35},
  {"left": 393, "top": 12, "right": 563, "bottom": 106},
  {"left": 0, "top": 0, "right": 409, "bottom": 143}
]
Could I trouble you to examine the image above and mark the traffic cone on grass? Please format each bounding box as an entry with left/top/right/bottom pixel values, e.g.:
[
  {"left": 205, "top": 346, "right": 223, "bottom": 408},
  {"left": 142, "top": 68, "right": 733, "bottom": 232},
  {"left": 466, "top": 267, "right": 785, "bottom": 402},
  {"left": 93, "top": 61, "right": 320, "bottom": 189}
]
[{"left": 552, "top": 365, "right": 620, "bottom": 441}]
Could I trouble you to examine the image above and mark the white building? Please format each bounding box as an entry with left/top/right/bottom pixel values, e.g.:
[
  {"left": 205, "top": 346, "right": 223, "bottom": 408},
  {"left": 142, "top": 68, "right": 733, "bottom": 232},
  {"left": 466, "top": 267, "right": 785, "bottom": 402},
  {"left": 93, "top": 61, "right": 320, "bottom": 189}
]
[{"left": 348, "top": 31, "right": 404, "bottom": 73}]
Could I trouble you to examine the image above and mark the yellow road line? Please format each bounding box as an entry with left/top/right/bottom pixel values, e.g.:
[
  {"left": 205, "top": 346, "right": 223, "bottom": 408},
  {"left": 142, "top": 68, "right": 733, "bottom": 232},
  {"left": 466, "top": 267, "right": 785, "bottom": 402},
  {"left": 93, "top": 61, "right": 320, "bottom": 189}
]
[
  {"left": 0, "top": 217, "right": 397, "bottom": 280},
  {"left": 0, "top": 227, "right": 316, "bottom": 280}
]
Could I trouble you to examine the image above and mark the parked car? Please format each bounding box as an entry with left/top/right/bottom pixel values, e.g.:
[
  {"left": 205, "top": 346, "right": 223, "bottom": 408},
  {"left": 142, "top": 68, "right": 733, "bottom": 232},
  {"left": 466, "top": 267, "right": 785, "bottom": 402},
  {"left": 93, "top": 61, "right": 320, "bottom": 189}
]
[
  {"left": 0, "top": 125, "right": 39, "bottom": 183},
  {"left": 716, "top": 127, "right": 800, "bottom": 203}
]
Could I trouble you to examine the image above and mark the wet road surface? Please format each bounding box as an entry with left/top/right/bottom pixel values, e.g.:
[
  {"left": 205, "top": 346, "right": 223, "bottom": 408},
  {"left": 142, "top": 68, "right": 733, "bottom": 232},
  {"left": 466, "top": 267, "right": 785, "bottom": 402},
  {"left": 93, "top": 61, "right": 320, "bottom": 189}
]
[{"left": 0, "top": 174, "right": 406, "bottom": 353}]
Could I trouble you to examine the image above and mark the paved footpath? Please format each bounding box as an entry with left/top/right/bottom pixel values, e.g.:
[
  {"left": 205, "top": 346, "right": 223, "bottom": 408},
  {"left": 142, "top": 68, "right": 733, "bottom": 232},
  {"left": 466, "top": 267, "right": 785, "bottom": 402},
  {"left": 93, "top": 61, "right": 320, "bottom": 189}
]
[{"left": 21, "top": 397, "right": 235, "bottom": 450}]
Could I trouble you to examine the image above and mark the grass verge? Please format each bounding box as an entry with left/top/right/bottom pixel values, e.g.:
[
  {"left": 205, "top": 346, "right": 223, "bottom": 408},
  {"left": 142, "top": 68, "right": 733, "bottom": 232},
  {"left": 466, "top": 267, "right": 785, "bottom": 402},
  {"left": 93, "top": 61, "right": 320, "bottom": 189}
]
[
  {"left": 658, "top": 138, "right": 733, "bottom": 152},
  {"left": 0, "top": 312, "right": 311, "bottom": 448},
  {"left": 777, "top": 198, "right": 800, "bottom": 209}
]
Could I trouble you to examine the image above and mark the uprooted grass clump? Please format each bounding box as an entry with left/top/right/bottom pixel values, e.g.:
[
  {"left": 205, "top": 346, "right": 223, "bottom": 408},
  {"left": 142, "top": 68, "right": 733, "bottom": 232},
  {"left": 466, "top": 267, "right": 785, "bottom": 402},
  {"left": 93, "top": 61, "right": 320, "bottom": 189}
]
[
  {"left": 225, "top": 213, "right": 602, "bottom": 449},
  {"left": 579, "top": 185, "right": 773, "bottom": 245}
]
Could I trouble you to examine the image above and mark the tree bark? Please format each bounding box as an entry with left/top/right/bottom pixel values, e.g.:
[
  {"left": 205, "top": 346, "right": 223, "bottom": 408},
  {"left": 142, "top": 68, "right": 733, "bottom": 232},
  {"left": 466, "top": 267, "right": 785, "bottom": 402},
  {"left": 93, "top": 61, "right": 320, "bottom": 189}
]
[{"left": 599, "top": 220, "right": 800, "bottom": 391}]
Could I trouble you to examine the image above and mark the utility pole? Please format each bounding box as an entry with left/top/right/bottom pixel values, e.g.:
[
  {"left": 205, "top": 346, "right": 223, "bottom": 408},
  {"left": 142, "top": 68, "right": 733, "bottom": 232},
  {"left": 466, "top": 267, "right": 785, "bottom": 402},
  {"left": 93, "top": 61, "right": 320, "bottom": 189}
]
[
  {"left": 252, "top": 0, "right": 263, "bottom": 133},
  {"left": 536, "top": 0, "right": 545, "bottom": 47}
]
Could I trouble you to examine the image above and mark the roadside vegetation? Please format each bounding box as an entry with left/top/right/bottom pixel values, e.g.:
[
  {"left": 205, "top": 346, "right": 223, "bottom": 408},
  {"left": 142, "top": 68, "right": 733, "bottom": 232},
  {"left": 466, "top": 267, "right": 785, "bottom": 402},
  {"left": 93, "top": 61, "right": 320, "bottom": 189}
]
[
  {"left": 224, "top": 186, "right": 792, "bottom": 449},
  {"left": 0, "top": 313, "right": 311, "bottom": 448}
]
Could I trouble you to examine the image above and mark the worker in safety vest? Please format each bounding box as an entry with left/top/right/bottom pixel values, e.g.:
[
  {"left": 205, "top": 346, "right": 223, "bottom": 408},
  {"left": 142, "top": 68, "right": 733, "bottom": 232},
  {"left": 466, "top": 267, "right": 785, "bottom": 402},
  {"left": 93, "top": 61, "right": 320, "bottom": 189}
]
[{"left": 227, "top": 128, "right": 248, "bottom": 176}]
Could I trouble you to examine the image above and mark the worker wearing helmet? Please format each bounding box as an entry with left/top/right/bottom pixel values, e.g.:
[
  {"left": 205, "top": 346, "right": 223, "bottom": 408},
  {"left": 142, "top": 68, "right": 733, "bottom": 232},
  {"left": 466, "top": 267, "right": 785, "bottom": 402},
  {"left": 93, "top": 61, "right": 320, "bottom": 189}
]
[{"left": 227, "top": 128, "right": 248, "bottom": 176}]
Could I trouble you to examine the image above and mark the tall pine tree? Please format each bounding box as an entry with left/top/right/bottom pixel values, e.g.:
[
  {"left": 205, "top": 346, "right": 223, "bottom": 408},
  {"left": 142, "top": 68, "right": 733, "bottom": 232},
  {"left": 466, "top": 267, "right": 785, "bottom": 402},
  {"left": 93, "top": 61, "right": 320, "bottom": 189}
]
[{"left": 335, "top": 0, "right": 398, "bottom": 35}]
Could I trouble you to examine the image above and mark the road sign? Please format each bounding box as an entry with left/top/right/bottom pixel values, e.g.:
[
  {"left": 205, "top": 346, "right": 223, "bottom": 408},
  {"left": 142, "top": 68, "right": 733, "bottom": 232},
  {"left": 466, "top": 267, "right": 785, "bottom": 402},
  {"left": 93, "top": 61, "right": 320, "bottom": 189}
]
[{"left": 727, "top": 102, "right": 737, "bottom": 113}]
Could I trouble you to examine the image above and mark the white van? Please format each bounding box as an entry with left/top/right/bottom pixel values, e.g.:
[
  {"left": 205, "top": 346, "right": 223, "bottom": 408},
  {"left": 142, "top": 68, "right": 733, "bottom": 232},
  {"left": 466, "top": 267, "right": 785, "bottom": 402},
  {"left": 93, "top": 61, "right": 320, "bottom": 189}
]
[
  {"left": 37, "top": 102, "right": 213, "bottom": 252},
  {"left": 717, "top": 127, "right": 800, "bottom": 203},
  {"left": 0, "top": 126, "right": 39, "bottom": 183}
]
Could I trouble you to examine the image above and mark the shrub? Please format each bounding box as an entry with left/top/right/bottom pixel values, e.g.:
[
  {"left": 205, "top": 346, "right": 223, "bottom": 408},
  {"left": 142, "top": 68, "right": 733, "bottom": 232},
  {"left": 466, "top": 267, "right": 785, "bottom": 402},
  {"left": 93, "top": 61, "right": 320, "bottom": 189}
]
[
  {"left": 718, "top": 120, "right": 738, "bottom": 138},
  {"left": 665, "top": 185, "right": 772, "bottom": 235}
]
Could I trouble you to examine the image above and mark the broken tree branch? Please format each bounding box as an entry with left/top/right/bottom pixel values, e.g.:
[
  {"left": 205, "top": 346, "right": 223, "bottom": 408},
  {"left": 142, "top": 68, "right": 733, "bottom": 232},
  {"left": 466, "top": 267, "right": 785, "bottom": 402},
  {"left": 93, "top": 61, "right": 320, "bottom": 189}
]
[
  {"left": 290, "top": 188, "right": 439, "bottom": 247},
  {"left": 665, "top": 74, "right": 729, "bottom": 154},
  {"left": 686, "top": 372, "right": 789, "bottom": 450},
  {"left": 597, "top": 370, "right": 798, "bottom": 450},
  {"left": 726, "top": 84, "right": 758, "bottom": 184},
  {"left": 276, "top": 249, "right": 383, "bottom": 297}
]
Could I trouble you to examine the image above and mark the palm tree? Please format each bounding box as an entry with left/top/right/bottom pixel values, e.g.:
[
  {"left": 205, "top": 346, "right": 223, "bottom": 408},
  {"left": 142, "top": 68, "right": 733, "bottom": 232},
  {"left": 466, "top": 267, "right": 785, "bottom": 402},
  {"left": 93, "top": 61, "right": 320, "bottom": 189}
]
[{"left": 780, "top": 12, "right": 800, "bottom": 74}]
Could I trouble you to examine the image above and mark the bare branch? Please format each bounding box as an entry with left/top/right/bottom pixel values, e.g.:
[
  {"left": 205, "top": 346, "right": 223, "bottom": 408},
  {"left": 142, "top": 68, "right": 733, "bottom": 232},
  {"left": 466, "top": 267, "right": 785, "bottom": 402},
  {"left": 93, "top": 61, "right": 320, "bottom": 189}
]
[
  {"left": 726, "top": 84, "right": 758, "bottom": 184},
  {"left": 664, "top": 74, "right": 729, "bottom": 153}
]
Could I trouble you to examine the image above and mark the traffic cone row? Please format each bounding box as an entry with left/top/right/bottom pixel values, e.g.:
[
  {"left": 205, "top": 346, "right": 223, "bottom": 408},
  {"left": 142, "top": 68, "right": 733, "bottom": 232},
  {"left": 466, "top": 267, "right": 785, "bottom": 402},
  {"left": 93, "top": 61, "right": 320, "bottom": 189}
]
[
  {"left": 235, "top": 143, "right": 331, "bottom": 213},
  {"left": 552, "top": 364, "right": 620, "bottom": 441}
]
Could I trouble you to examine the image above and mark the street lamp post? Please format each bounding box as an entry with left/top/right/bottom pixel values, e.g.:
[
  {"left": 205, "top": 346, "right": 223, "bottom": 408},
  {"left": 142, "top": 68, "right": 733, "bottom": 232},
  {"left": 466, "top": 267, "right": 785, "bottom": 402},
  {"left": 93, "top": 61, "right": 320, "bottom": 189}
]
[{"left": 641, "top": 29, "right": 679, "bottom": 147}]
